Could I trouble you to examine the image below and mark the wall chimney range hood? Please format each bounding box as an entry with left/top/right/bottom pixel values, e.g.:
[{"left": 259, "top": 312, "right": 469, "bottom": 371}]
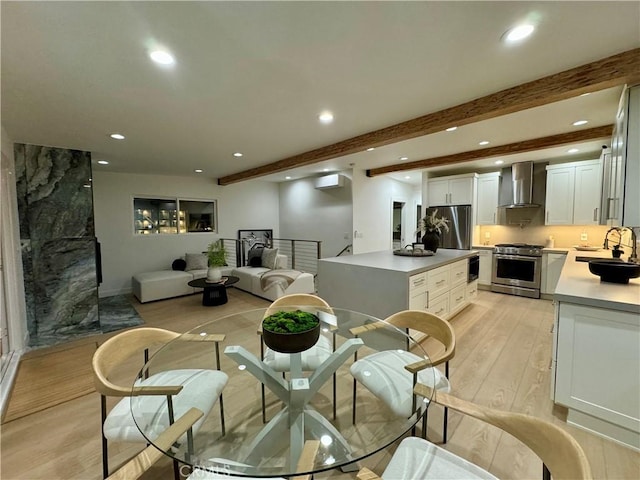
[{"left": 502, "top": 161, "right": 540, "bottom": 208}]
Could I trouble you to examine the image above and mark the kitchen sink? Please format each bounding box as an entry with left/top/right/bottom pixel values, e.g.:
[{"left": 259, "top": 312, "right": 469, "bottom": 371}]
[
  {"left": 588, "top": 259, "right": 640, "bottom": 284},
  {"left": 575, "top": 256, "right": 621, "bottom": 263}
]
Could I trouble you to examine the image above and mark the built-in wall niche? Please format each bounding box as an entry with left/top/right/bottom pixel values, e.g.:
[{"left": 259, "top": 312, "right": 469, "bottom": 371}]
[{"left": 133, "top": 197, "right": 217, "bottom": 235}]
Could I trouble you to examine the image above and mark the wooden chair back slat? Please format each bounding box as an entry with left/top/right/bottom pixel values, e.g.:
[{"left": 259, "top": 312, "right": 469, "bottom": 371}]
[
  {"left": 414, "top": 384, "right": 593, "bottom": 480},
  {"left": 385, "top": 310, "right": 455, "bottom": 365},
  {"left": 92, "top": 327, "right": 180, "bottom": 397}
]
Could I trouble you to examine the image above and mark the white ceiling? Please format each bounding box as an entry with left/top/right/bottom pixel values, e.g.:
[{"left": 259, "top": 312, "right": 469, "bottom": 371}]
[{"left": 2, "top": 2, "right": 639, "bottom": 186}]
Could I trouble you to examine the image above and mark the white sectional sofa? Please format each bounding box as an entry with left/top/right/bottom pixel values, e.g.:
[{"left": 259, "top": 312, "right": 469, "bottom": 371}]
[{"left": 132, "top": 253, "right": 314, "bottom": 303}]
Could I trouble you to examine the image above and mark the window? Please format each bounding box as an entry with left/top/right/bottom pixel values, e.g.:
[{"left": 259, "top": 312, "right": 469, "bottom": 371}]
[{"left": 133, "top": 197, "right": 217, "bottom": 235}]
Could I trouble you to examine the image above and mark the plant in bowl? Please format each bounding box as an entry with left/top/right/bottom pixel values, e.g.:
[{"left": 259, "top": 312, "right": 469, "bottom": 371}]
[
  {"left": 417, "top": 209, "right": 450, "bottom": 253},
  {"left": 206, "top": 240, "right": 227, "bottom": 282},
  {"left": 262, "top": 310, "right": 320, "bottom": 354}
]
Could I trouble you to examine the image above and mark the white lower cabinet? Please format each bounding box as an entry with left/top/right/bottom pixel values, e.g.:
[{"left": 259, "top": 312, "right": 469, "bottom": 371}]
[
  {"left": 553, "top": 302, "right": 640, "bottom": 449},
  {"left": 427, "top": 293, "right": 449, "bottom": 318},
  {"left": 541, "top": 252, "right": 567, "bottom": 295},
  {"left": 427, "top": 265, "right": 450, "bottom": 298},
  {"left": 449, "top": 283, "right": 467, "bottom": 315},
  {"left": 478, "top": 249, "right": 493, "bottom": 287},
  {"left": 466, "top": 280, "right": 478, "bottom": 302},
  {"left": 425, "top": 259, "right": 472, "bottom": 319},
  {"left": 409, "top": 289, "right": 428, "bottom": 311}
]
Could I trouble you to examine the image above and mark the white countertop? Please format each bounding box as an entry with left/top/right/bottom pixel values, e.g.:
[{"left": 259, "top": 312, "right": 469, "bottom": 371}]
[
  {"left": 319, "top": 249, "right": 477, "bottom": 274},
  {"left": 554, "top": 250, "right": 640, "bottom": 314}
]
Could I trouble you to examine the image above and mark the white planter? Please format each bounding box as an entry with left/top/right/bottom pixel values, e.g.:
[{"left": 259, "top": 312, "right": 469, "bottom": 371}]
[{"left": 207, "top": 267, "right": 222, "bottom": 283}]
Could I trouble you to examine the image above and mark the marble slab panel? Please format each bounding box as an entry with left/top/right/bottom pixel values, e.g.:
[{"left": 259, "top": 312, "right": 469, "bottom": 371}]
[{"left": 14, "top": 143, "right": 100, "bottom": 347}]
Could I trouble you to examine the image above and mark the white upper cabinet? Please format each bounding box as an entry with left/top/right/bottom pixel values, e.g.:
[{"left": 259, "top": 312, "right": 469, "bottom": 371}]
[
  {"left": 573, "top": 161, "right": 603, "bottom": 224},
  {"left": 545, "top": 159, "right": 601, "bottom": 225},
  {"left": 476, "top": 172, "right": 501, "bottom": 225},
  {"left": 427, "top": 173, "right": 476, "bottom": 206}
]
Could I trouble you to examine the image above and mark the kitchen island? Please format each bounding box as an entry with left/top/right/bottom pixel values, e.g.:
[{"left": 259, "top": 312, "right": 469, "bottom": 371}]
[
  {"left": 551, "top": 250, "right": 639, "bottom": 450},
  {"left": 318, "top": 249, "right": 478, "bottom": 322}
]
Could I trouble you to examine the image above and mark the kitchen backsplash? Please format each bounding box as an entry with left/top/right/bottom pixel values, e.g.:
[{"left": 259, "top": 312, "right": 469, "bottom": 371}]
[{"left": 477, "top": 225, "right": 615, "bottom": 248}]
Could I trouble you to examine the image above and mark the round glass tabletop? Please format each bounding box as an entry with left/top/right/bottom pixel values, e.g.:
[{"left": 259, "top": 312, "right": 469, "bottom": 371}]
[{"left": 130, "top": 307, "right": 435, "bottom": 478}]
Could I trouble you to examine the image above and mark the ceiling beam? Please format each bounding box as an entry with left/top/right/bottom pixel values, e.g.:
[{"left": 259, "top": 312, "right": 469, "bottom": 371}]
[
  {"left": 218, "top": 48, "right": 639, "bottom": 185},
  {"left": 366, "top": 124, "right": 613, "bottom": 176}
]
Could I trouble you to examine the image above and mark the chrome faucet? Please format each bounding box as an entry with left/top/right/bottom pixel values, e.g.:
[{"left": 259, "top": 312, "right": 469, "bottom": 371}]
[
  {"left": 603, "top": 226, "right": 638, "bottom": 263},
  {"left": 603, "top": 227, "right": 621, "bottom": 250},
  {"left": 622, "top": 226, "right": 638, "bottom": 263}
]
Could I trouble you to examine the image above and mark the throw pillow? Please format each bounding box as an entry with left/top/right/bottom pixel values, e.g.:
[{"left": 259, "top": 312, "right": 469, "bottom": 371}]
[
  {"left": 171, "top": 259, "right": 187, "bottom": 271},
  {"left": 261, "top": 248, "right": 279, "bottom": 270},
  {"left": 248, "top": 246, "right": 264, "bottom": 267},
  {"left": 184, "top": 253, "right": 208, "bottom": 271}
]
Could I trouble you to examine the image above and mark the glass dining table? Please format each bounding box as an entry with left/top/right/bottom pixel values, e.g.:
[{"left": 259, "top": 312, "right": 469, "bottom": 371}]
[{"left": 130, "top": 307, "right": 435, "bottom": 478}]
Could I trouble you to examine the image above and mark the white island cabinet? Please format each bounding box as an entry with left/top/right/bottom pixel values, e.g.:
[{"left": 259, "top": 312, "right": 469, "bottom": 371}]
[
  {"left": 317, "top": 249, "right": 478, "bottom": 323},
  {"left": 551, "top": 251, "right": 640, "bottom": 449}
]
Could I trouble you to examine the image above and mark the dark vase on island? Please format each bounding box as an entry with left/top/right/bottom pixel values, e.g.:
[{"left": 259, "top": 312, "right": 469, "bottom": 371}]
[{"left": 422, "top": 231, "right": 440, "bottom": 253}]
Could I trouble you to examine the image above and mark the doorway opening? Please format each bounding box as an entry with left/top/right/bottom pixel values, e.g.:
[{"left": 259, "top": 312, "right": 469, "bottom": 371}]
[{"left": 392, "top": 201, "right": 404, "bottom": 249}]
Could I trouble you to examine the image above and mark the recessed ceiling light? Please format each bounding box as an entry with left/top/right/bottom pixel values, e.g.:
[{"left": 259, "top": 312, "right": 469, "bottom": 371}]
[
  {"left": 285, "top": 176, "right": 291, "bottom": 180},
  {"left": 495, "top": 160, "right": 504, "bottom": 165},
  {"left": 445, "top": 126, "right": 457, "bottom": 132},
  {"left": 323, "top": 168, "right": 329, "bottom": 172},
  {"left": 149, "top": 50, "right": 175, "bottom": 65},
  {"left": 572, "top": 120, "right": 588, "bottom": 126},
  {"left": 503, "top": 24, "right": 535, "bottom": 43},
  {"left": 399, "top": 156, "right": 408, "bottom": 161},
  {"left": 194, "top": 169, "right": 203, "bottom": 173},
  {"left": 366, "top": 147, "right": 375, "bottom": 152},
  {"left": 318, "top": 111, "right": 334, "bottom": 124},
  {"left": 110, "top": 133, "right": 125, "bottom": 140},
  {"left": 233, "top": 152, "right": 243, "bottom": 157},
  {"left": 568, "top": 148, "right": 580, "bottom": 154},
  {"left": 97, "top": 160, "right": 109, "bottom": 165},
  {"left": 479, "top": 140, "right": 490, "bottom": 146},
  {"left": 404, "top": 176, "right": 411, "bottom": 180}
]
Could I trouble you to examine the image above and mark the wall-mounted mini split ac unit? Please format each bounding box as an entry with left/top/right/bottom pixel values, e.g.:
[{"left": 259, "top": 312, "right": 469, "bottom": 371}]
[{"left": 314, "top": 174, "right": 344, "bottom": 189}]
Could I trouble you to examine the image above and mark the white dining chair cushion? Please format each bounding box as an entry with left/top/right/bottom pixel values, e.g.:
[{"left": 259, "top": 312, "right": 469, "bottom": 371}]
[
  {"left": 382, "top": 437, "right": 498, "bottom": 479},
  {"left": 350, "top": 350, "right": 450, "bottom": 418},
  {"left": 103, "top": 369, "right": 228, "bottom": 443},
  {"left": 187, "top": 458, "right": 285, "bottom": 479},
  {"left": 263, "top": 334, "right": 333, "bottom": 372}
]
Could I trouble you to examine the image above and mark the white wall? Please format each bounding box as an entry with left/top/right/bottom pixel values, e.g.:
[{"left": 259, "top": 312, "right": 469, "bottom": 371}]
[
  {"left": 93, "top": 171, "right": 280, "bottom": 296},
  {"left": 279, "top": 174, "right": 353, "bottom": 257},
  {"left": 352, "top": 169, "right": 420, "bottom": 254}
]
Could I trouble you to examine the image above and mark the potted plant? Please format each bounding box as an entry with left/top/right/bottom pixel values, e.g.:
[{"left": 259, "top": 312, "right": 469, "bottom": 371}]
[
  {"left": 417, "top": 210, "right": 450, "bottom": 253},
  {"left": 206, "top": 240, "right": 227, "bottom": 282},
  {"left": 262, "top": 310, "right": 320, "bottom": 353}
]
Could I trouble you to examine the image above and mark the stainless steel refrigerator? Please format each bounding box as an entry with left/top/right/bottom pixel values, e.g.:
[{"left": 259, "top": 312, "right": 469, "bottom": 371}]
[{"left": 425, "top": 205, "right": 473, "bottom": 250}]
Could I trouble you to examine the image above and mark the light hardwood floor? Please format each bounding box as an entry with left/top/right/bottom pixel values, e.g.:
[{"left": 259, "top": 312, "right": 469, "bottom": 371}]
[{"left": 1, "top": 289, "right": 638, "bottom": 479}]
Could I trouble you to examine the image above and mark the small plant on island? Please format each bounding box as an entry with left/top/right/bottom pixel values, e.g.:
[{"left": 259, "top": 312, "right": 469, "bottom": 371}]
[
  {"left": 263, "top": 310, "right": 319, "bottom": 334},
  {"left": 207, "top": 240, "right": 227, "bottom": 267}
]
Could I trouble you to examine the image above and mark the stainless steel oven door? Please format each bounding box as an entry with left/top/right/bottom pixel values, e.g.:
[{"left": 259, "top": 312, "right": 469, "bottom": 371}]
[{"left": 491, "top": 254, "right": 541, "bottom": 289}]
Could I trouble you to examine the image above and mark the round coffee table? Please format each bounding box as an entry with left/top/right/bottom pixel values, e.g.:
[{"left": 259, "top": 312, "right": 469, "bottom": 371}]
[{"left": 188, "top": 276, "right": 239, "bottom": 306}]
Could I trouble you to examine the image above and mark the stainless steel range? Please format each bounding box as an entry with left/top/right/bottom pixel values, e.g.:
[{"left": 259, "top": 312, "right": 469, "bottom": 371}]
[{"left": 491, "top": 243, "right": 543, "bottom": 298}]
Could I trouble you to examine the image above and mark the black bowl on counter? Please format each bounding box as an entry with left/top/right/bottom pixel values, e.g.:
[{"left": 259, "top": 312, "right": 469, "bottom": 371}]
[{"left": 588, "top": 260, "right": 640, "bottom": 284}]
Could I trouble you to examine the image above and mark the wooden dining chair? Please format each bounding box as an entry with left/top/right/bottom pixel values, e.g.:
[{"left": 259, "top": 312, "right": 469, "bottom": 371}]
[
  {"left": 357, "top": 384, "right": 592, "bottom": 480},
  {"left": 350, "top": 309, "right": 455, "bottom": 442},
  {"left": 92, "top": 327, "right": 228, "bottom": 479},
  {"left": 106, "top": 407, "right": 203, "bottom": 480},
  {"left": 259, "top": 293, "right": 337, "bottom": 422}
]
